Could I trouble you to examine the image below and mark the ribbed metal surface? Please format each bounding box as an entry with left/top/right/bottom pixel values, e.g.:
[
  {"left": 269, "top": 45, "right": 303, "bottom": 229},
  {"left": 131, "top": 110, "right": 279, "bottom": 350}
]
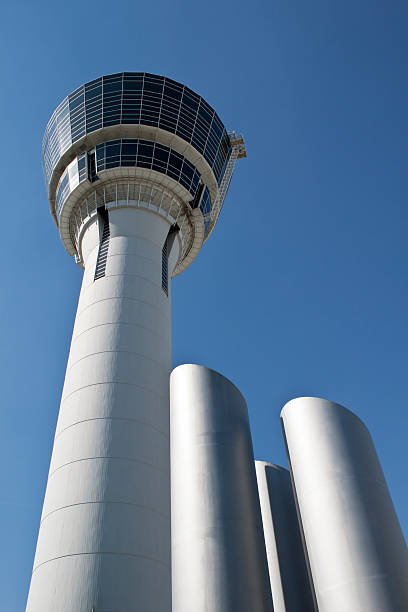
[{"left": 170, "top": 364, "right": 273, "bottom": 612}]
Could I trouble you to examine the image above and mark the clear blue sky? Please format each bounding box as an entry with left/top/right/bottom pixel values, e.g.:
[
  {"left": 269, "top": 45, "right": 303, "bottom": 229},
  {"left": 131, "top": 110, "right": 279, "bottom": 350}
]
[{"left": 1, "top": 1, "right": 407, "bottom": 608}]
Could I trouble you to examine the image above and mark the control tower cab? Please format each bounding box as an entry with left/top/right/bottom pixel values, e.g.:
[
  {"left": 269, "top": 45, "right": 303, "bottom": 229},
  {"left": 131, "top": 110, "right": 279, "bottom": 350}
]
[{"left": 43, "top": 72, "right": 246, "bottom": 275}]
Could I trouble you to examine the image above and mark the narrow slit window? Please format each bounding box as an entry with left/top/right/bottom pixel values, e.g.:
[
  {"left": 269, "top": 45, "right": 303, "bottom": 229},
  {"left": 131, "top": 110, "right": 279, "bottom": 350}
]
[
  {"left": 161, "top": 225, "right": 179, "bottom": 296},
  {"left": 162, "top": 240, "right": 168, "bottom": 295},
  {"left": 88, "top": 149, "right": 98, "bottom": 182},
  {"left": 94, "top": 208, "right": 110, "bottom": 281}
]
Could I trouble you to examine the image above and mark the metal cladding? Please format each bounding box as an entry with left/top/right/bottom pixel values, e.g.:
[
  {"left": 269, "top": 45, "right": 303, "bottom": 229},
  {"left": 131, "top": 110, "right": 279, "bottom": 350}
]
[
  {"left": 281, "top": 397, "right": 408, "bottom": 612},
  {"left": 255, "top": 461, "right": 315, "bottom": 612},
  {"left": 170, "top": 365, "right": 273, "bottom": 612}
]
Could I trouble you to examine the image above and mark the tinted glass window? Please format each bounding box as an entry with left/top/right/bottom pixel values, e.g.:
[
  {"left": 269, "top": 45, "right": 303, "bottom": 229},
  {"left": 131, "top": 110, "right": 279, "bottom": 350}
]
[
  {"left": 122, "top": 141, "right": 138, "bottom": 156},
  {"left": 169, "top": 152, "right": 183, "bottom": 171},
  {"left": 43, "top": 72, "right": 232, "bottom": 195},
  {"left": 154, "top": 146, "right": 169, "bottom": 163}
]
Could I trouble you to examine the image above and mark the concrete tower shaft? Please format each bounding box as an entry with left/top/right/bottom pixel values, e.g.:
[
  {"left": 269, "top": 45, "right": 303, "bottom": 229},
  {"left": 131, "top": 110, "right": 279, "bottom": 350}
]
[
  {"left": 27, "top": 73, "right": 245, "bottom": 612},
  {"left": 27, "top": 207, "right": 178, "bottom": 611}
]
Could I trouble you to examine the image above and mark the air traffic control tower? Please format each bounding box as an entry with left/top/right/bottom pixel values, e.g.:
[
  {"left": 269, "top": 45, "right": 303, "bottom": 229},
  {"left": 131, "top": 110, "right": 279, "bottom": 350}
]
[{"left": 26, "top": 72, "right": 246, "bottom": 612}]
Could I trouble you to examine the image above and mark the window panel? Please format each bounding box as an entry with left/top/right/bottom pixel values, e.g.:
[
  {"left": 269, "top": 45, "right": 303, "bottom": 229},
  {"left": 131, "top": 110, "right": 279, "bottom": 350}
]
[
  {"left": 176, "top": 126, "right": 192, "bottom": 141},
  {"left": 167, "top": 167, "right": 180, "bottom": 180},
  {"left": 85, "top": 85, "right": 102, "bottom": 101},
  {"left": 179, "top": 176, "right": 191, "bottom": 191},
  {"left": 169, "top": 152, "right": 183, "bottom": 171},
  {"left": 137, "top": 158, "right": 152, "bottom": 168},
  {"left": 182, "top": 91, "right": 199, "bottom": 113},
  {"left": 121, "top": 158, "right": 137, "bottom": 167},
  {"left": 198, "top": 106, "right": 212, "bottom": 126},
  {"left": 142, "top": 92, "right": 162, "bottom": 104},
  {"left": 103, "top": 118, "right": 120, "bottom": 127},
  {"left": 102, "top": 80, "right": 123, "bottom": 94},
  {"left": 106, "top": 142, "right": 121, "bottom": 162},
  {"left": 123, "top": 78, "right": 143, "bottom": 91},
  {"left": 181, "top": 162, "right": 194, "bottom": 180},
  {"left": 191, "top": 173, "right": 200, "bottom": 190},
  {"left": 163, "top": 84, "right": 182, "bottom": 101},
  {"left": 44, "top": 73, "right": 229, "bottom": 196},
  {"left": 152, "top": 159, "right": 168, "bottom": 173},
  {"left": 159, "top": 118, "right": 178, "bottom": 132},
  {"left": 69, "top": 92, "right": 85, "bottom": 111},
  {"left": 153, "top": 146, "right": 169, "bottom": 163},
  {"left": 138, "top": 143, "right": 154, "bottom": 157},
  {"left": 121, "top": 141, "right": 138, "bottom": 156}
]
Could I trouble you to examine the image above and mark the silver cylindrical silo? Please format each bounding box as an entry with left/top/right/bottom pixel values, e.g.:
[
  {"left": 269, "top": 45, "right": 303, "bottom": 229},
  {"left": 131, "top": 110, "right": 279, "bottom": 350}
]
[
  {"left": 255, "top": 461, "right": 315, "bottom": 612},
  {"left": 170, "top": 364, "right": 273, "bottom": 612},
  {"left": 281, "top": 397, "right": 408, "bottom": 612}
]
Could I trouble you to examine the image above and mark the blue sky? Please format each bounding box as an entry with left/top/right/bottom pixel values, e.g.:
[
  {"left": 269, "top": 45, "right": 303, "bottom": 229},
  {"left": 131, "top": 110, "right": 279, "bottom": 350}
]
[{"left": 1, "top": 1, "right": 408, "bottom": 608}]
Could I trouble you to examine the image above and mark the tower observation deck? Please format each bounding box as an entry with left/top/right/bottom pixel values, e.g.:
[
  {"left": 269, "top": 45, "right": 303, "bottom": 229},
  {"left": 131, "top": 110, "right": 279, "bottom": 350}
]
[
  {"left": 43, "top": 71, "right": 245, "bottom": 273},
  {"left": 26, "top": 73, "right": 245, "bottom": 612}
]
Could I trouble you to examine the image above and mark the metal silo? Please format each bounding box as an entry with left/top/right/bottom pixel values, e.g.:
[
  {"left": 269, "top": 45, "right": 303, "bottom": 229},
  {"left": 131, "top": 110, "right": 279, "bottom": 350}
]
[
  {"left": 281, "top": 397, "right": 408, "bottom": 612},
  {"left": 170, "top": 364, "right": 273, "bottom": 612},
  {"left": 255, "top": 461, "right": 315, "bottom": 612}
]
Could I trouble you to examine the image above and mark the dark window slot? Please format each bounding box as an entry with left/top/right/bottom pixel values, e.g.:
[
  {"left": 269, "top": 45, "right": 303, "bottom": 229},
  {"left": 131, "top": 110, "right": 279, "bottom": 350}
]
[{"left": 94, "top": 208, "right": 110, "bottom": 281}]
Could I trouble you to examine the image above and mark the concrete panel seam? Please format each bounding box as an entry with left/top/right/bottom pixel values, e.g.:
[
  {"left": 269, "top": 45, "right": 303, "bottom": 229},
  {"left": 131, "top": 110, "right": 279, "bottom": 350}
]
[
  {"left": 40, "top": 500, "right": 170, "bottom": 526},
  {"left": 108, "top": 234, "right": 167, "bottom": 252},
  {"left": 65, "top": 350, "right": 167, "bottom": 378},
  {"left": 70, "top": 321, "right": 169, "bottom": 347},
  {"left": 54, "top": 417, "right": 170, "bottom": 443},
  {"left": 48, "top": 456, "right": 169, "bottom": 480},
  {"left": 82, "top": 271, "right": 166, "bottom": 292},
  {"left": 61, "top": 378, "right": 168, "bottom": 405},
  {"left": 98, "top": 250, "right": 159, "bottom": 265},
  {"left": 75, "top": 294, "right": 170, "bottom": 322},
  {"left": 32, "top": 551, "right": 171, "bottom": 575}
]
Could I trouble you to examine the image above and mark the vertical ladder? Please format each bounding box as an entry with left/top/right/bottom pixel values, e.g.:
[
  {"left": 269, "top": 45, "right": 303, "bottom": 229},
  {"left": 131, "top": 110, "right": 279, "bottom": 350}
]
[
  {"left": 204, "top": 132, "right": 246, "bottom": 231},
  {"left": 94, "top": 210, "right": 110, "bottom": 281}
]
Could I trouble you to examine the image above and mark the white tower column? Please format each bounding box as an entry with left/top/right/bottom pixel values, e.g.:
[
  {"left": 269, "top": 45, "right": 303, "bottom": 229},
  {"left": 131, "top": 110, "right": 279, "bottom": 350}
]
[
  {"left": 26, "top": 206, "right": 179, "bottom": 612},
  {"left": 281, "top": 397, "right": 408, "bottom": 612}
]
